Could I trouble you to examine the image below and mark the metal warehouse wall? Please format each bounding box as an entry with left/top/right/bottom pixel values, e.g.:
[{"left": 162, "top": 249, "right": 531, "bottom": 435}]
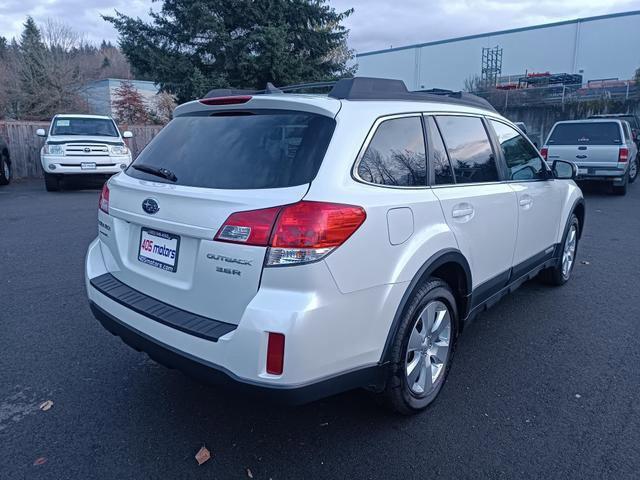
[{"left": 356, "top": 11, "right": 640, "bottom": 91}]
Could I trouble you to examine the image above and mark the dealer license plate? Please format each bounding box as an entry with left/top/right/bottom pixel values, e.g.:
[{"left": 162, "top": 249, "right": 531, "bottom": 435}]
[{"left": 138, "top": 228, "right": 180, "bottom": 273}]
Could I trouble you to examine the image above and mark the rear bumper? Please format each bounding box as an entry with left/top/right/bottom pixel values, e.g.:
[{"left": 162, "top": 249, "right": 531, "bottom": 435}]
[
  {"left": 90, "top": 301, "right": 385, "bottom": 405},
  {"left": 575, "top": 165, "right": 627, "bottom": 183},
  {"left": 86, "top": 237, "right": 399, "bottom": 403}
]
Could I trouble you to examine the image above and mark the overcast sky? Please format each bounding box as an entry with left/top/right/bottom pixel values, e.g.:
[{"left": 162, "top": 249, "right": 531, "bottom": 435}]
[{"left": 1, "top": 0, "right": 640, "bottom": 54}]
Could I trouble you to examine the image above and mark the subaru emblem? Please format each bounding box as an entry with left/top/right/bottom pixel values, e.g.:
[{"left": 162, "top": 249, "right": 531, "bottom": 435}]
[{"left": 142, "top": 198, "right": 159, "bottom": 215}]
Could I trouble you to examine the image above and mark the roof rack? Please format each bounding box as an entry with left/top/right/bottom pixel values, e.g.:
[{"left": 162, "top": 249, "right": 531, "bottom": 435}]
[
  {"left": 204, "top": 77, "right": 496, "bottom": 112},
  {"left": 329, "top": 78, "right": 496, "bottom": 111}
]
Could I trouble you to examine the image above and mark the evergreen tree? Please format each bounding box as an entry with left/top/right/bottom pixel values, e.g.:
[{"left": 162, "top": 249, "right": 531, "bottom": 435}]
[
  {"left": 105, "top": 0, "right": 354, "bottom": 102},
  {"left": 0, "top": 37, "right": 7, "bottom": 59},
  {"left": 17, "top": 17, "right": 49, "bottom": 118}
]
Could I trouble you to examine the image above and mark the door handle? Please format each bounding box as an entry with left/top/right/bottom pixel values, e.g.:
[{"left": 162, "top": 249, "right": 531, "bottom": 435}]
[
  {"left": 519, "top": 195, "right": 533, "bottom": 208},
  {"left": 452, "top": 205, "right": 474, "bottom": 218},
  {"left": 576, "top": 154, "right": 587, "bottom": 159}
]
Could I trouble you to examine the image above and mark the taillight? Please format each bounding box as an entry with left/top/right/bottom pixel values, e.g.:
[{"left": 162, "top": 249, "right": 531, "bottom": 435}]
[
  {"left": 199, "top": 95, "right": 252, "bottom": 106},
  {"left": 540, "top": 147, "right": 548, "bottom": 160},
  {"left": 619, "top": 147, "right": 629, "bottom": 162},
  {"left": 266, "top": 332, "right": 285, "bottom": 375},
  {"left": 99, "top": 183, "right": 109, "bottom": 214},
  {"left": 215, "top": 207, "right": 280, "bottom": 246},
  {"left": 214, "top": 201, "right": 366, "bottom": 266}
]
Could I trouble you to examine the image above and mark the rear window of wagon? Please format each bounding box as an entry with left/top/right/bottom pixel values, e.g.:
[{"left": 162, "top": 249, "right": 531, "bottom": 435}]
[{"left": 127, "top": 110, "right": 336, "bottom": 189}]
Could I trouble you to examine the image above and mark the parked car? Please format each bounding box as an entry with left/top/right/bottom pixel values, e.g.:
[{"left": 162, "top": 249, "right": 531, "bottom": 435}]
[
  {"left": 37, "top": 114, "right": 133, "bottom": 191},
  {"left": 86, "top": 77, "right": 584, "bottom": 414},
  {"left": 0, "top": 133, "right": 11, "bottom": 185},
  {"left": 541, "top": 119, "right": 638, "bottom": 195},
  {"left": 589, "top": 113, "right": 640, "bottom": 147}
]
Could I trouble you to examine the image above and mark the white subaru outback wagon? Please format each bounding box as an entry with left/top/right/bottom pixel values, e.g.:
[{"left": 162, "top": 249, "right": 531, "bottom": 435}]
[{"left": 86, "top": 78, "right": 584, "bottom": 414}]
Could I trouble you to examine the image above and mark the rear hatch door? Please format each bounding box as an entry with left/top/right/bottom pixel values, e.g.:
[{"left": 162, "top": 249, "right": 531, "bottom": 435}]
[{"left": 101, "top": 106, "right": 336, "bottom": 324}]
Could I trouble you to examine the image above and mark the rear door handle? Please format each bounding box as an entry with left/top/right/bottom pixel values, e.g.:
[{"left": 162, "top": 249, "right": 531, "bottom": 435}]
[
  {"left": 519, "top": 195, "right": 533, "bottom": 209},
  {"left": 452, "top": 204, "right": 474, "bottom": 218},
  {"left": 576, "top": 154, "right": 587, "bottom": 159}
]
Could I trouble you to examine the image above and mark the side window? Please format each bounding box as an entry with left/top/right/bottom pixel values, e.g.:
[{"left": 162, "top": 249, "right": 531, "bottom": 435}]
[
  {"left": 426, "top": 116, "right": 454, "bottom": 185},
  {"left": 357, "top": 116, "right": 426, "bottom": 187},
  {"left": 623, "top": 122, "right": 631, "bottom": 141},
  {"left": 489, "top": 120, "right": 546, "bottom": 181},
  {"left": 435, "top": 116, "right": 499, "bottom": 184}
]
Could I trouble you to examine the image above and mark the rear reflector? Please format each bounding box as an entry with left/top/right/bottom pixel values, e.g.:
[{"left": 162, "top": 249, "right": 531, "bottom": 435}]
[
  {"left": 266, "top": 332, "right": 285, "bottom": 375},
  {"left": 540, "top": 147, "right": 548, "bottom": 160},
  {"left": 99, "top": 183, "right": 109, "bottom": 214},
  {"left": 619, "top": 147, "right": 629, "bottom": 162},
  {"left": 199, "top": 95, "right": 252, "bottom": 106},
  {"left": 214, "top": 201, "right": 366, "bottom": 266}
]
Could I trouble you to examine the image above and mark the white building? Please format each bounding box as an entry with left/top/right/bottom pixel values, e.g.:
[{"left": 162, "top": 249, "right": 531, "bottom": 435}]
[{"left": 356, "top": 10, "right": 640, "bottom": 91}]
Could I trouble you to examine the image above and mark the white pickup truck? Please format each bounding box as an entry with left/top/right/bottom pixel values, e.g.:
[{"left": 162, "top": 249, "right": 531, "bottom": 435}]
[{"left": 38, "top": 114, "right": 133, "bottom": 191}]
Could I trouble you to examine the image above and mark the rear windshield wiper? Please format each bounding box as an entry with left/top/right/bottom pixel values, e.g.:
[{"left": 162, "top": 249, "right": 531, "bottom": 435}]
[{"left": 131, "top": 164, "right": 177, "bottom": 182}]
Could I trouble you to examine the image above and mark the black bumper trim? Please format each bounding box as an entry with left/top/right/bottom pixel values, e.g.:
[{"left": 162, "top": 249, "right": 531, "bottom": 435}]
[
  {"left": 90, "top": 273, "right": 236, "bottom": 342},
  {"left": 90, "top": 302, "right": 386, "bottom": 405}
]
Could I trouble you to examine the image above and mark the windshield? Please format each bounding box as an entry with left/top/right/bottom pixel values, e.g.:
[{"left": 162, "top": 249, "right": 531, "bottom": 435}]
[
  {"left": 548, "top": 122, "right": 622, "bottom": 146},
  {"left": 51, "top": 117, "right": 119, "bottom": 137},
  {"left": 127, "top": 110, "right": 336, "bottom": 189}
]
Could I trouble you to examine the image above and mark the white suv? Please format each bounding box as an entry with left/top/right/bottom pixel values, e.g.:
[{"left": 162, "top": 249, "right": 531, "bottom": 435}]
[
  {"left": 85, "top": 78, "right": 584, "bottom": 413},
  {"left": 38, "top": 114, "right": 133, "bottom": 191}
]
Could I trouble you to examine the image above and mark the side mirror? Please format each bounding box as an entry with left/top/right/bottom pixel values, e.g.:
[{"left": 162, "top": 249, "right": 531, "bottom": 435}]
[
  {"left": 36, "top": 128, "right": 46, "bottom": 137},
  {"left": 552, "top": 160, "right": 577, "bottom": 180},
  {"left": 122, "top": 131, "right": 133, "bottom": 139}
]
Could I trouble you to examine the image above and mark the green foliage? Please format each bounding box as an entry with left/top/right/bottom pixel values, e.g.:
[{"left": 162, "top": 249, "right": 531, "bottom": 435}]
[{"left": 104, "top": 0, "right": 355, "bottom": 102}]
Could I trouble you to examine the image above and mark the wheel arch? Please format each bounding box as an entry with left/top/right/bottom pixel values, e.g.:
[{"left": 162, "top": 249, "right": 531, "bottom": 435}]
[{"left": 380, "top": 248, "right": 471, "bottom": 364}]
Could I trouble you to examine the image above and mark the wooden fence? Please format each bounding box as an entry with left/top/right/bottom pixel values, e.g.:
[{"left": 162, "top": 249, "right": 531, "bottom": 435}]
[{"left": 0, "top": 121, "right": 164, "bottom": 179}]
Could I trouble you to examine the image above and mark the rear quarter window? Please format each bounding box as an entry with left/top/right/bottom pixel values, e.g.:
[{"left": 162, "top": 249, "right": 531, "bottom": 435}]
[
  {"left": 548, "top": 122, "right": 622, "bottom": 145},
  {"left": 127, "top": 110, "right": 335, "bottom": 189}
]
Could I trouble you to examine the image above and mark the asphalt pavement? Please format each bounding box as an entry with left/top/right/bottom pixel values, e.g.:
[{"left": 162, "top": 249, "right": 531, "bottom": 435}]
[{"left": 1, "top": 178, "right": 639, "bottom": 479}]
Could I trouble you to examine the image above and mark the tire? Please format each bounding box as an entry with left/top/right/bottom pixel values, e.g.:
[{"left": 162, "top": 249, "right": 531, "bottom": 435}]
[
  {"left": 612, "top": 180, "right": 627, "bottom": 196},
  {"left": 44, "top": 173, "right": 61, "bottom": 192},
  {"left": 628, "top": 156, "right": 638, "bottom": 184},
  {"left": 539, "top": 214, "right": 579, "bottom": 286},
  {"left": 0, "top": 153, "right": 10, "bottom": 185},
  {"left": 382, "top": 278, "right": 458, "bottom": 415}
]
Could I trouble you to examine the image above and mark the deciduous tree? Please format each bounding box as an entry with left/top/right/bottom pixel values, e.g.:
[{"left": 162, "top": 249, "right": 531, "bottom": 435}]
[{"left": 112, "top": 80, "right": 150, "bottom": 124}]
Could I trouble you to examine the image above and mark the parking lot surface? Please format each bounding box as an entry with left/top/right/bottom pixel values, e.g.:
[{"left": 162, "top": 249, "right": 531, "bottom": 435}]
[{"left": 1, "top": 179, "right": 639, "bottom": 479}]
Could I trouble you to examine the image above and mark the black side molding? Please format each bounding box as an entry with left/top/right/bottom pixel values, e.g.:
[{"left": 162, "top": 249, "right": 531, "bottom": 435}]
[{"left": 90, "top": 273, "right": 237, "bottom": 342}]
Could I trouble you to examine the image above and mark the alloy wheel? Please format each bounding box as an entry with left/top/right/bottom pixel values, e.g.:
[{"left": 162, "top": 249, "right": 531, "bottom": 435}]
[
  {"left": 561, "top": 224, "right": 577, "bottom": 279},
  {"left": 405, "top": 300, "right": 451, "bottom": 396}
]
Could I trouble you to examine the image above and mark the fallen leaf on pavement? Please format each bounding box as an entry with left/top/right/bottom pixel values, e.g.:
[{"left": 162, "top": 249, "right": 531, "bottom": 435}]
[
  {"left": 581, "top": 261, "right": 590, "bottom": 265},
  {"left": 33, "top": 457, "right": 47, "bottom": 466},
  {"left": 39, "top": 400, "right": 54, "bottom": 411},
  {"left": 195, "top": 446, "right": 211, "bottom": 465},
  {"left": 247, "top": 468, "right": 254, "bottom": 478}
]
